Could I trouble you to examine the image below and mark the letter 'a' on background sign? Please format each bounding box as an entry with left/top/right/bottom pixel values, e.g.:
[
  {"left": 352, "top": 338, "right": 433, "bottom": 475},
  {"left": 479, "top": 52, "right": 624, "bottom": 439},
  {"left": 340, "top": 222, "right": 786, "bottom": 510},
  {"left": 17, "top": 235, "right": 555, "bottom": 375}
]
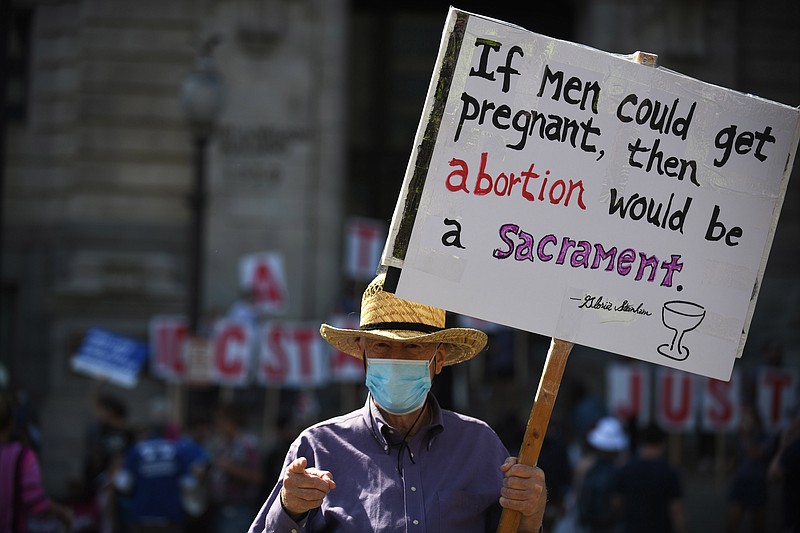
[
  {"left": 239, "top": 251, "right": 289, "bottom": 315},
  {"left": 381, "top": 7, "right": 800, "bottom": 381}
]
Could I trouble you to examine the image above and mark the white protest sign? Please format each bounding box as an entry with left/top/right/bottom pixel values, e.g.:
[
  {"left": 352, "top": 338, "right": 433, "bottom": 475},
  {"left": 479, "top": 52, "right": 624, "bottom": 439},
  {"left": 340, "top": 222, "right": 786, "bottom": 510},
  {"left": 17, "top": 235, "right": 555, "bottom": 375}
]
[
  {"left": 239, "top": 252, "right": 289, "bottom": 315},
  {"left": 383, "top": 8, "right": 800, "bottom": 380},
  {"left": 183, "top": 336, "right": 213, "bottom": 385},
  {"left": 345, "top": 217, "right": 387, "bottom": 281}
]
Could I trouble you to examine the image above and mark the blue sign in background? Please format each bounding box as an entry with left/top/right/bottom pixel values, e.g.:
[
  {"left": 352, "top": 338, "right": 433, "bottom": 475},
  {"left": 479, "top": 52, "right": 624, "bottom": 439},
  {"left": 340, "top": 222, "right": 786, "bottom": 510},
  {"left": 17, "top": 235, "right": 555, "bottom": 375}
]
[{"left": 71, "top": 327, "right": 148, "bottom": 387}]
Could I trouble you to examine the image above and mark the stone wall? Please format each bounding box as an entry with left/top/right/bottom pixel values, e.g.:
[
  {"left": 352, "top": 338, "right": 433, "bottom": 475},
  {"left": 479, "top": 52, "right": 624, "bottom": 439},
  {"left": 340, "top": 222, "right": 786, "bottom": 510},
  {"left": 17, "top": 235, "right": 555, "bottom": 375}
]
[{"left": 3, "top": 0, "right": 347, "bottom": 493}]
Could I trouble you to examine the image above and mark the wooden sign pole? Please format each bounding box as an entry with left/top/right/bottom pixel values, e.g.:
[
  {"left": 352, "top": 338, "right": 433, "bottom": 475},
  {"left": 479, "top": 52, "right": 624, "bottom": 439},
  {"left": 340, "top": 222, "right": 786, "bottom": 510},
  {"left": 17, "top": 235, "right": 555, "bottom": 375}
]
[
  {"left": 496, "top": 338, "right": 573, "bottom": 533},
  {"left": 495, "top": 51, "right": 655, "bottom": 533}
]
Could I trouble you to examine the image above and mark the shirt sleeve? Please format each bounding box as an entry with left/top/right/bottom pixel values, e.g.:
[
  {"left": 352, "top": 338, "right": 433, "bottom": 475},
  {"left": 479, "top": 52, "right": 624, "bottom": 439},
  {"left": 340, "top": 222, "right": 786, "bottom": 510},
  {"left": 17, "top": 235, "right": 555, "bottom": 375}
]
[{"left": 248, "top": 482, "right": 309, "bottom": 533}]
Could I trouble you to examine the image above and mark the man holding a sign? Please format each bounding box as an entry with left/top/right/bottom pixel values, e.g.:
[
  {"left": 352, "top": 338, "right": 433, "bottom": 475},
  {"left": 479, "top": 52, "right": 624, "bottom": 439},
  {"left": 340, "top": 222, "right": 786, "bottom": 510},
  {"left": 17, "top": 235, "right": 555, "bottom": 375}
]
[{"left": 247, "top": 273, "right": 547, "bottom": 532}]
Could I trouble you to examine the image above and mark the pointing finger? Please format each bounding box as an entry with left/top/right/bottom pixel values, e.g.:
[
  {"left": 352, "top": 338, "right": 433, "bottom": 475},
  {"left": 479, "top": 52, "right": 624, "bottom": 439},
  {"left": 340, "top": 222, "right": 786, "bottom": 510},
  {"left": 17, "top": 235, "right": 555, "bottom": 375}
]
[{"left": 287, "top": 457, "right": 308, "bottom": 474}]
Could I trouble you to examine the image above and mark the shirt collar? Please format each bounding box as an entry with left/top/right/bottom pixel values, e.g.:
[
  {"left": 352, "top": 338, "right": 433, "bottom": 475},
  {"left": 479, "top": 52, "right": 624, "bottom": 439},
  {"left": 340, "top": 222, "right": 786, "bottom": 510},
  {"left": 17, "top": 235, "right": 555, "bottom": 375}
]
[{"left": 361, "top": 394, "right": 445, "bottom": 454}]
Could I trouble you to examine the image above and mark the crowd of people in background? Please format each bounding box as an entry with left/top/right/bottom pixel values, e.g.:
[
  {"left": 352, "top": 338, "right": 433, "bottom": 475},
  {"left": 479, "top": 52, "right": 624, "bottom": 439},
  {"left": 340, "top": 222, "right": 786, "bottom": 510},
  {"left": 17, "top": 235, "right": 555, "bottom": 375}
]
[
  {"left": 1, "top": 374, "right": 800, "bottom": 532},
  {"left": 89, "top": 393, "right": 268, "bottom": 533},
  {"left": 540, "top": 385, "right": 800, "bottom": 533},
  {"left": 0, "top": 384, "right": 276, "bottom": 533}
]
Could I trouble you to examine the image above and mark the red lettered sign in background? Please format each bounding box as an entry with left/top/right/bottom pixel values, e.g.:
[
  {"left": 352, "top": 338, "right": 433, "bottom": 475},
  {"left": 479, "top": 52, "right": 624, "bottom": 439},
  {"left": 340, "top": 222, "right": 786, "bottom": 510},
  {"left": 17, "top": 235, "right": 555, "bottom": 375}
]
[
  {"left": 257, "top": 321, "right": 328, "bottom": 388},
  {"left": 701, "top": 372, "right": 741, "bottom": 432},
  {"left": 149, "top": 315, "right": 187, "bottom": 382},
  {"left": 327, "top": 314, "right": 364, "bottom": 383},
  {"left": 239, "top": 252, "right": 289, "bottom": 315},
  {"left": 606, "top": 364, "right": 797, "bottom": 432},
  {"left": 607, "top": 363, "right": 651, "bottom": 427},
  {"left": 757, "top": 367, "right": 798, "bottom": 431},
  {"left": 211, "top": 319, "right": 253, "bottom": 387},
  {"left": 345, "top": 218, "right": 387, "bottom": 281},
  {"left": 656, "top": 368, "right": 697, "bottom": 432}
]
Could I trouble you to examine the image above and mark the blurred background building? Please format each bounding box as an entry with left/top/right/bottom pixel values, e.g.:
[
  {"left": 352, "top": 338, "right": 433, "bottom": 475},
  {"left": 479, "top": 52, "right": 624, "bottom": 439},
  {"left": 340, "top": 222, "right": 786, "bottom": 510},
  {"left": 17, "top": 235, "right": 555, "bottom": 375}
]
[{"left": 2, "top": 0, "right": 799, "bottom": 528}]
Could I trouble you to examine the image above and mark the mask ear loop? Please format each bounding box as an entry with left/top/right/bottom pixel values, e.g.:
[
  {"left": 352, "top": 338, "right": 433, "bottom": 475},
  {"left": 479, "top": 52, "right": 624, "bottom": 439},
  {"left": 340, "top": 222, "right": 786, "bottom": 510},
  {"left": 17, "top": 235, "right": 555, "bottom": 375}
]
[
  {"left": 362, "top": 344, "right": 385, "bottom": 452},
  {"left": 430, "top": 343, "right": 442, "bottom": 369}
]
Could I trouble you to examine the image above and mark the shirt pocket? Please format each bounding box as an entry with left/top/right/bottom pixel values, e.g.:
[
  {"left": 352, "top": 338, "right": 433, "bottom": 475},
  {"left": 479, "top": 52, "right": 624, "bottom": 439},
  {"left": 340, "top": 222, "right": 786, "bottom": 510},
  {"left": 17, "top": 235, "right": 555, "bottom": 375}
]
[{"left": 435, "top": 490, "right": 494, "bottom": 533}]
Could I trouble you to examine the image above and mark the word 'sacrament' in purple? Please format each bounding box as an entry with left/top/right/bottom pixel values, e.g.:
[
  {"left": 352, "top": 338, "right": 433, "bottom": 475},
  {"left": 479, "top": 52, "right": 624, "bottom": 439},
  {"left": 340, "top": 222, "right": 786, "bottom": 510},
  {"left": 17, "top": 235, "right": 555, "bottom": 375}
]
[{"left": 493, "top": 223, "right": 684, "bottom": 287}]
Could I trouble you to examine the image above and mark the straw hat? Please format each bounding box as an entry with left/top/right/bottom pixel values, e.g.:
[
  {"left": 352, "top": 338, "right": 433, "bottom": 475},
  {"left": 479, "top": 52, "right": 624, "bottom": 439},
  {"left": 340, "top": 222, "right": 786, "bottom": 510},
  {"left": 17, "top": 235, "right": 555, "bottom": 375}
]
[
  {"left": 587, "top": 416, "right": 628, "bottom": 452},
  {"left": 320, "top": 273, "right": 488, "bottom": 366}
]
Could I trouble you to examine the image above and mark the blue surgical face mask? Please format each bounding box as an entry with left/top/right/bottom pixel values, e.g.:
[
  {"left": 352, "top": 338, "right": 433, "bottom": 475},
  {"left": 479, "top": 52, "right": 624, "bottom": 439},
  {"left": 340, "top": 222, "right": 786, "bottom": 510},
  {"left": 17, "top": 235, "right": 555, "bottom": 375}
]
[{"left": 365, "top": 354, "right": 435, "bottom": 416}]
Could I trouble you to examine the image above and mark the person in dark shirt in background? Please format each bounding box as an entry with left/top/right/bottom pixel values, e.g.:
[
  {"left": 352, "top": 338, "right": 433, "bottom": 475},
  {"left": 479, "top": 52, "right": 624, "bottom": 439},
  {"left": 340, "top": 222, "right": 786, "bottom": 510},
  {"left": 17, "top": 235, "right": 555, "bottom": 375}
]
[
  {"left": 769, "top": 406, "right": 800, "bottom": 533},
  {"left": 577, "top": 416, "right": 627, "bottom": 533},
  {"left": 725, "top": 404, "right": 775, "bottom": 533},
  {"left": 611, "top": 423, "right": 685, "bottom": 533},
  {"left": 84, "top": 387, "right": 133, "bottom": 533},
  {"left": 209, "top": 401, "right": 263, "bottom": 533}
]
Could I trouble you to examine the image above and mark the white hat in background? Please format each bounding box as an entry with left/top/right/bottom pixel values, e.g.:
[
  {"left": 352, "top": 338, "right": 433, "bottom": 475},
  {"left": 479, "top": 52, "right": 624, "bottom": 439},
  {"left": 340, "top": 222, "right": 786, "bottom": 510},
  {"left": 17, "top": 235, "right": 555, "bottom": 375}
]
[{"left": 587, "top": 416, "right": 628, "bottom": 452}]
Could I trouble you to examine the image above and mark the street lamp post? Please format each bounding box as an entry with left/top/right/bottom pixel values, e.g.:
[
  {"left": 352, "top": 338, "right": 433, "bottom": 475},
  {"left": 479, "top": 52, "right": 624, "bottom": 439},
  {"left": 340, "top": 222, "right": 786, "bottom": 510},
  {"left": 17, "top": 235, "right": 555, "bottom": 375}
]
[
  {"left": 174, "top": 39, "right": 224, "bottom": 425},
  {"left": 187, "top": 132, "right": 208, "bottom": 336},
  {"left": 180, "top": 37, "right": 224, "bottom": 336}
]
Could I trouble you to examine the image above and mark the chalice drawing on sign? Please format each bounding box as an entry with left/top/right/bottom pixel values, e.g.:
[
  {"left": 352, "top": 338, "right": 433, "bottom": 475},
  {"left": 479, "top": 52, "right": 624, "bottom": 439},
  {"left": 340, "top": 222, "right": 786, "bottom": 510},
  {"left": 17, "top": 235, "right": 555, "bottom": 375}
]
[{"left": 657, "top": 300, "right": 706, "bottom": 361}]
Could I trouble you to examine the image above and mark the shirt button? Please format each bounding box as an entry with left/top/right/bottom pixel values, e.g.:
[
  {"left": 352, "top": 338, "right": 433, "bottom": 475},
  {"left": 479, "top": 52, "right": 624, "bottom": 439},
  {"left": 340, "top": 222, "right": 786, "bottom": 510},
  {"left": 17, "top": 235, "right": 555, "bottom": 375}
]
[
  {"left": 291, "top": 530, "right": 298, "bottom": 533},
  {"left": 412, "top": 519, "right": 419, "bottom": 525},
  {"left": 411, "top": 486, "right": 417, "bottom": 492}
]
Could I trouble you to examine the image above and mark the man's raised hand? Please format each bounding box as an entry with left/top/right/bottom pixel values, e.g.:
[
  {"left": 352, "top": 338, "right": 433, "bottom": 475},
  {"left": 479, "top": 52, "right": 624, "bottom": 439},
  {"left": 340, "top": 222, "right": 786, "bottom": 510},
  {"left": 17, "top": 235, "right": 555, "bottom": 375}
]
[{"left": 280, "top": 457, "right": 337, "bottom": 520}]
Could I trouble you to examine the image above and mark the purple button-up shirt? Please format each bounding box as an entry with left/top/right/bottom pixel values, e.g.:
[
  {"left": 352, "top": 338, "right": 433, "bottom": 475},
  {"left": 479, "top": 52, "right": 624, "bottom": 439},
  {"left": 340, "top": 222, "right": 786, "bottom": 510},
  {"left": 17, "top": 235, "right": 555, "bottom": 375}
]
[{"left": 248, "top": 395, "right": 509, "bottom": 532}]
